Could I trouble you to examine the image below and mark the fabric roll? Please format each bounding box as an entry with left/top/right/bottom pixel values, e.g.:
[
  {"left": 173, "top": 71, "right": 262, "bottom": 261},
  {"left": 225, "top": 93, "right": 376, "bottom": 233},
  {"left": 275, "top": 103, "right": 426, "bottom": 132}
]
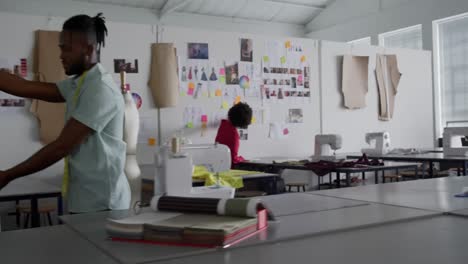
[
  {"left": 148, "top": 43, "right": 179, "bottom": 108},
  {"left": 342, "top": 55, "right": 369, "bottom": 109}
]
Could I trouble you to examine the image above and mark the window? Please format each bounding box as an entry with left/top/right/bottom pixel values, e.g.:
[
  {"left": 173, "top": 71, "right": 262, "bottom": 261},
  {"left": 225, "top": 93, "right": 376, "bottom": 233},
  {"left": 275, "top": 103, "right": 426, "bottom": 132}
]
[
  {"left": 378, "top": 24, "right": 423, "bottom": 50},
  {"left": 433, "top": 13, "right": 468, "bottom": 136},
  {"left": 347, "top": 37, "right": 371, "bottom": 46}
]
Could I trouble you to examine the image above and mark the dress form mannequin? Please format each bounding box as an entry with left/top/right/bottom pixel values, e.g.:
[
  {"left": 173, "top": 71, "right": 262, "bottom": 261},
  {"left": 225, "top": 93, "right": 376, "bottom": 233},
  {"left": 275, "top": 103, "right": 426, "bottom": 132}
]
[{"left": 120, "top": 70, "right": 141, "bottom": 207}]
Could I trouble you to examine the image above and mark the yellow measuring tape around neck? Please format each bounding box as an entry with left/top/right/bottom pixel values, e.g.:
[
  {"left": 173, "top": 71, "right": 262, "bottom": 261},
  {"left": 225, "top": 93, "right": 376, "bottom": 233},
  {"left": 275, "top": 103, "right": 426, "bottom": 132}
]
[{"left": 62, "top": 70, "right": 88, "bottom": 197}]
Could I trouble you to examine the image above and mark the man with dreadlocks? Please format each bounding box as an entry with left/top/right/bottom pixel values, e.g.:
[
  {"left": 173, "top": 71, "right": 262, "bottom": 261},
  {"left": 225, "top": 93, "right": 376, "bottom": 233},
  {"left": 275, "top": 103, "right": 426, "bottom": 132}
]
[{"left": 0, "top": 13, "right": 130, "bottom": 213}]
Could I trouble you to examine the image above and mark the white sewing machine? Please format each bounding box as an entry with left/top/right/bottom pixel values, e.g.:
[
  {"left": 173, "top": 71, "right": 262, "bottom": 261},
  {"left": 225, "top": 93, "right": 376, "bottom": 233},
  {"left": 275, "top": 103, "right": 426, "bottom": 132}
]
[
  {"left": 361, "top": 132, "right": 391, "bottom": 155},
  {"left": 154, "top": 143, "right": 235, "bottom": 198},
  {"left": 443, "top": 127, "right": 468, "bottom": 156},
  {"left": 312, "top": 134, "right": 343, "bottom": 161}
]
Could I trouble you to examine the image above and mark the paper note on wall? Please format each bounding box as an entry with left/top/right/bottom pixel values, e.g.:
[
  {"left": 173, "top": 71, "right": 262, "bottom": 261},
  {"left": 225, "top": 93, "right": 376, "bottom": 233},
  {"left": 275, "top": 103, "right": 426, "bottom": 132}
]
[
  {"left": 269, "top": 122, "right": 289, "bottom": 139},
  {"left": 280, "top": 56, "right": 287, "bottom": 64}
]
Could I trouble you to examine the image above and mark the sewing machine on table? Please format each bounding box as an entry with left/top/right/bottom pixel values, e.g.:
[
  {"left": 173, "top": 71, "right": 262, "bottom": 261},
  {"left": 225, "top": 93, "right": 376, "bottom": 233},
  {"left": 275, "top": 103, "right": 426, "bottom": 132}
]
[
  {"left": 153, "top": 143, "right": 235, "bottom": 199},
  {"left": 312, "top": 134, "right": 343, "bottom": 161},
  {"left": 361, "top": 132, "right": 391, "bottom": 155},
  {"left": 443, "top": 127, "right": 468, "bottom": 156}
]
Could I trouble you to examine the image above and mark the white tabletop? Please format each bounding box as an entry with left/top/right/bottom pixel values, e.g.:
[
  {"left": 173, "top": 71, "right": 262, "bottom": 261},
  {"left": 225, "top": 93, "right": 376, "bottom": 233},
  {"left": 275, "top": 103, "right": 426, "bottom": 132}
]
[
  {"left": 59, "top": 196, "right": 437, "bottom": 263},
  {"left": 315, "top": 176, "right": 468, "bottom": 212},
  {"left": 0, "top": 225, "right": 118, "bottom": 264},
  {"left": 149, "top": 215, "right": 468, "bottom": 264},
  {"left": 347, "top": 152, "right": 468, "bottom": 161},
  {"left": 0, "top": 177, "right": 60, "bottom": 199}
]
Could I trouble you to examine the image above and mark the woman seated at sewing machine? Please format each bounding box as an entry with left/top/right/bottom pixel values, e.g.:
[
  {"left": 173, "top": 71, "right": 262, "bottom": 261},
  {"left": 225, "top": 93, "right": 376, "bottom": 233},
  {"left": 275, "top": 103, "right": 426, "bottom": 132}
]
[{"left": 215, "top": 102, "right": 252, "bottom": 167}]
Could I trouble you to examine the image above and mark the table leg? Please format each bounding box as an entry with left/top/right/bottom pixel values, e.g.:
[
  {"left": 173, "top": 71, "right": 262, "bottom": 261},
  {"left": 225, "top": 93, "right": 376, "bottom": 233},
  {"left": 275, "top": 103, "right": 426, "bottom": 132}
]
[
  {"left": 57, "top": 195, "right": 63, "bottom": 216},
  {"left": 30, "top": 198, "right": 39, "bottom": 228},
  {"left": 346, "top": 172, "right": 350, "bottom": 187},
  {"left": 336, "top": 172, "right": 341, "bottom": 188},
  {"left": 463, "top": 161, "right": 467, "bottom": 176},
  {"left": 375, "top": 170, "right": 379, "bottom": 184},
  {"left": 429, "top": 162, "right": 434, "bottom": 178}
]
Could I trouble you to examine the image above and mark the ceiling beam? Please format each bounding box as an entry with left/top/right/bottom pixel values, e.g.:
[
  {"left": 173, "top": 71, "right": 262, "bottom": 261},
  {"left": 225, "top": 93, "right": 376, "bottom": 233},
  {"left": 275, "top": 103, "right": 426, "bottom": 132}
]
[
  {"left": 304, "top": 0, "right": 336, "bottom": 27},
  {"left": 263, "top": 0, "right": 326, "bottom": 10},
  {"left": 160, "top": 0, "right": 195, "bottom": 19}
]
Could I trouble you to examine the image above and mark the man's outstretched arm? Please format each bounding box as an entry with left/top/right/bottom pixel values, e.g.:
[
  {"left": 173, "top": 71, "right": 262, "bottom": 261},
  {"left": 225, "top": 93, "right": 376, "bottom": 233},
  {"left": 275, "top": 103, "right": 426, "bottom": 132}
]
[
  {"left": 0, "top": 118, "right": 93, "bottom": 189},
  {"left": 0, "top": 70, "right": 65, "bottom": 102}
]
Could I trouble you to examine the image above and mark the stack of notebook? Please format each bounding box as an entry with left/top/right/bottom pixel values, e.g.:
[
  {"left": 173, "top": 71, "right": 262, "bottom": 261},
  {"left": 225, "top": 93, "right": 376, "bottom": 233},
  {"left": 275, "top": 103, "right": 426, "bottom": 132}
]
[{"left": 107, "top": 196, "right": 269, "bottom": 248}]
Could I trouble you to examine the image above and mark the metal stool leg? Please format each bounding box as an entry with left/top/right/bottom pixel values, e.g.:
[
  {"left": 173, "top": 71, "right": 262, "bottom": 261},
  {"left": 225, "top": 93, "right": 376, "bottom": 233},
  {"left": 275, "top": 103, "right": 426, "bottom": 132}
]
[
  {"left": 47, "top": 213, "right": 53, "bottom": 226},
  {"left": 24, "top": 213, "right": 30, "bottom": 229}
]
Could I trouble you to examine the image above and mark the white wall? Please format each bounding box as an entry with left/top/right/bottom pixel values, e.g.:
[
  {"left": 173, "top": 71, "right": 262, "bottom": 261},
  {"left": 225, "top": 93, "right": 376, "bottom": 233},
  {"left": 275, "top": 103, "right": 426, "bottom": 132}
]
[
  {"left": 306, "top": 0, "right": 468, "bottom": 50},
  {"left": 0, "top": 0, "right": 305, "bottom": 37},
  {"left": 160, "top": 26, "right": 321, "bottom": 158},
  {"left": 320, "top": 41, "right": 434, "bottom": 152}
]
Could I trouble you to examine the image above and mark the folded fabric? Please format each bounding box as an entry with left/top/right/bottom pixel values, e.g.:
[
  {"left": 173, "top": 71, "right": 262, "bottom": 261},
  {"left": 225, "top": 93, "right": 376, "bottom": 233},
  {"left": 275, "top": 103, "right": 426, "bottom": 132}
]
[{"left": 193, "top": 166, "right": 257, "bottom": 188}]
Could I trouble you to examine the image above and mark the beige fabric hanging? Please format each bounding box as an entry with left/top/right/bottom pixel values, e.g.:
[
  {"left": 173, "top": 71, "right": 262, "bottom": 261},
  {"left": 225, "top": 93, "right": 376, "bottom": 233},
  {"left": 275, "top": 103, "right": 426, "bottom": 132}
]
[
  {"left": 31, "top": 30, "right": 66, "bottom": 145},
  {"left": 342, "top": 55, "right": 369, "bottom": 109},
  {"left": 148, "top": 43, "right": 179, "bottom": 108},
  {"left": 375, "top": 54, "right": 401, "bottom": 121}
]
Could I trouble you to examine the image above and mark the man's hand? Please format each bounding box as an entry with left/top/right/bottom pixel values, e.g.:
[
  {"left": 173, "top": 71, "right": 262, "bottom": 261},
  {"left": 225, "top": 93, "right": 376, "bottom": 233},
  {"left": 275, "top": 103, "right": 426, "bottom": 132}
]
[
  {"left": 0, "top": 68, "right": 65, "bottom": 102},
  {"left": 0, "top": 171, "right": 12, "bottom": 190}
]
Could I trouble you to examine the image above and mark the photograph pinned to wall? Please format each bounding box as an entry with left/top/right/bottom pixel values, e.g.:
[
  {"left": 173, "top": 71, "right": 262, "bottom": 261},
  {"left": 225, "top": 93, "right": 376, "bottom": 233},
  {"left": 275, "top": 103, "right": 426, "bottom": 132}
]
[
  {"left": 238, "top": 129, "right": 248, "bottom": 140},
  {"left": 240, "top": 38, "right": 253, "bottom": 62},
  {"left": 131, "top": 92, "right": 142, "bottom": 109},
  {"left": 0, "top": 99, "right": 26, "bottom": 112},
  {"left": 288, "top": 108, "right": 303, "bottom": 123},
  {"left": 278, "top": 88, "right": 285, "bottom": 101},
  {"left": 193, "top": 82, "right": 204, "bottom": 99},
  {"left": 224, "top": 61, "right": 239, "bottom": 85},
  {"left": 114, "top": 59, "right": 138, "bottom": 73},
  {"left": 238, "top": 62, "right": 254, "bottom": 87},
  {"left": 188, "top": 43, "right": 209, "bottom": 60},
  {"left": 304, "top": 66, "right": 311, "bottom": 89},
  {"left": 180, "top": 65, "right": 188, "bottom": 82},
  {"left": 269, "top": 122, "right": 289, "bottom": 139},
  {"left": 260, "top": 85, "right": 269, "bottom": 103},
  {"left": 201, "top": 114, "right": 209, "bottom": 136},
  {"left": 20, "top": 58, "right": 27, "bottom": 77},
  {"left": 304, "top": 91, "right": 311, "bottom": 103}
]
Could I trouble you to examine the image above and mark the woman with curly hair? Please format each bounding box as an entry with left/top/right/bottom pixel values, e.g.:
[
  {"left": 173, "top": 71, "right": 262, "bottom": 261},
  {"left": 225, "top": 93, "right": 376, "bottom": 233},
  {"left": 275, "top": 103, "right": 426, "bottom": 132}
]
[{"left": 215, "top": 102, "right": 252, "bottom": 167}]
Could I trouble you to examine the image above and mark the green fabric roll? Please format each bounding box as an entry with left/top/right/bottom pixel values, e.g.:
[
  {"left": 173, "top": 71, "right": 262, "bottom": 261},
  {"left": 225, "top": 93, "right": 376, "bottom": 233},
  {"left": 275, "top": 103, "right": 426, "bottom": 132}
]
[{"left": 224, "top": 199, "right": 251, "bottom": 217}]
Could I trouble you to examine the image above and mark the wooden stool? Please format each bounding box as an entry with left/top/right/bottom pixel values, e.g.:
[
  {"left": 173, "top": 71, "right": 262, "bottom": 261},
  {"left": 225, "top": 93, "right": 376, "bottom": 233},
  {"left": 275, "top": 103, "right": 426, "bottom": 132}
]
[
  {"left": 285, "top": 183, "right": 307, "bottom": 192},
  {"left": 383, "top": 174, "right": 401, "bottom": 183},
  {"left": 17, "top": 204, "right": 55, "bottom": 228}
]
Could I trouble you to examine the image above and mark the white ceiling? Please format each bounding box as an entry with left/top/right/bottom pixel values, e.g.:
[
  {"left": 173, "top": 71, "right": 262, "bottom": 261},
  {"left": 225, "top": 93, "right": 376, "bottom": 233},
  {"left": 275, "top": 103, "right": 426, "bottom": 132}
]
[{"left": 73, "top": 0, "right": 334, "bottom": 25}]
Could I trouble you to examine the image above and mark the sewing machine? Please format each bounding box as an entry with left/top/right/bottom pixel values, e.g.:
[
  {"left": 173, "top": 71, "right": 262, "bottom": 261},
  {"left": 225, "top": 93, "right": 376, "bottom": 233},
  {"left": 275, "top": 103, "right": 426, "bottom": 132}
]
[
  {"left": 443, "top": 127, "right": 468, "bottom": 156},
  {"left": 312, "top": 134, "right": 343, "bottom": 161},
  {"left": 154, "top": 143, "right": 235, "bottom": 198},
  {"left": 361, "top": 132, "right": 391, "bottom": 155}
]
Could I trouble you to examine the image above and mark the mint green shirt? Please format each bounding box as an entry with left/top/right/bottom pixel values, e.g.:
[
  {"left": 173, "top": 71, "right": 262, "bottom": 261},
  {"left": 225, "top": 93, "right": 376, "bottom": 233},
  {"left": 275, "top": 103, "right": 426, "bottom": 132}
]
[{"left": 57, "top": 63, "right": 130, "bottom": 213}]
